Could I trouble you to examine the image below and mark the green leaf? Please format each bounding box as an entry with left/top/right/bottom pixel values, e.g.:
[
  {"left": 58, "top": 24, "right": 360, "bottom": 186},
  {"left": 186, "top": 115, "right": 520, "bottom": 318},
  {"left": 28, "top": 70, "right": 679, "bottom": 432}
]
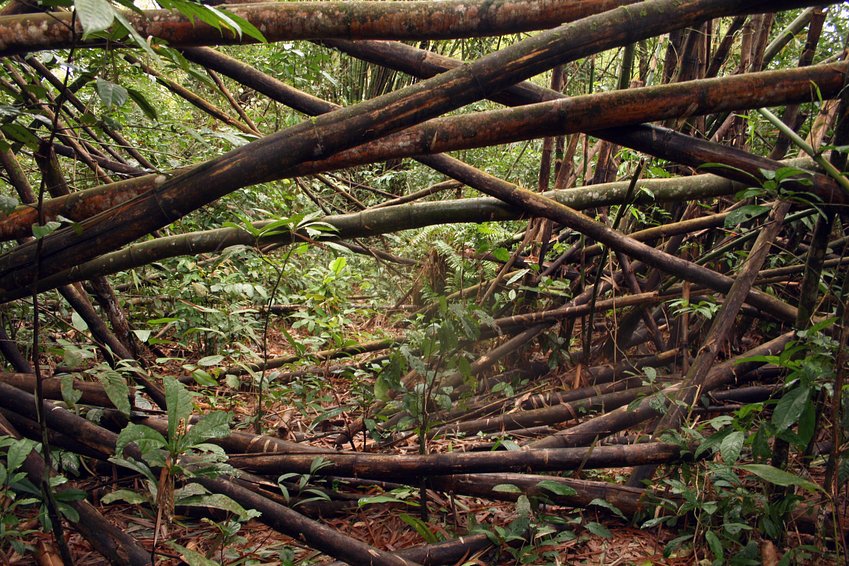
[
  {"left": 738, "top": 464, "right": 821, "bottom": 492},
  {"left": 218, "top": 8, "right": 267, "bottom": 43},
  {"left": 132, "top": 329, "right": 151, "bottom": 343},
  {"left": 176, "top": 492, "right": 259, "bottom": 522},
  {"left": 398, "top": 513, "right": 438, "bottom": 544},
  {"left": 192, "top": 369, "right": 217, "bottom": 387},
  {"left": 585, "top": 521, "right": 611, "bottom": 538},
  {"left": 112, "top": 9, "right": 158, "bottom": 59},
  {"left": 1, "top": 123, "right": 39, "bottom": 149},
  {"left": 6, "top": 438, "right": 34, "bottom": 474},
  {"left": 59, "top": 375, "right": 83, "bottom": 408},
  {"left": 95, "top": 368, "right": 131, "bottom": 416},
  {"left": 74, "top": 0, "right": 115, "bottom": 36},
  {"left": 771, "top": 386, "right": 810, "bottom": 433},
  {"left": 0, "top": 194, "right": 18, "bottom": 216},
  {"left": 95, "top": 79, "right": 128, "bottom": 109},
  {"left": 115, "top": 423, "right": 166, "bottom": 460},
  {"left": 536, "top": 480, "right": 577, "bottom": 497},
  {"left": 164, "top": 376, "right": 195, "bottom": 441},
  {"left": 126, "top": 88, "right": 158, "bottom": 121},
  {"left": 180, "top": 411, "right": 230, "bottom": 450},
  {"left": 358, "top": 494, "right": 414, "bottom": 506},
  {"left": 589, "top": 498, "right": 626, "bottom": 520},
  {"left": 197, "top": 355, "right": 224, "bottom": 367},
  {"left": 492, "top": 247, "right": 511, "bottom": 262},
  {"left": 374, "top": 376, "right": 391, "bottom": 401},
  {"left": 492, "top": 483, "right": 523, "bottom": 494},
  {"left": 719, "top": 430, "right": 745, "bottom": 464},
  {"left": 102, "top": 489, "right": 149, "bottom": 505},
  {"left": 723, "top": 205, "right": 769, "bottom": 228},
  {"left": 69, "top": 311, "right": 88, "bottom": 332},
  {"left": 705, "top": 530, "right": 724, "bottom": 562}
]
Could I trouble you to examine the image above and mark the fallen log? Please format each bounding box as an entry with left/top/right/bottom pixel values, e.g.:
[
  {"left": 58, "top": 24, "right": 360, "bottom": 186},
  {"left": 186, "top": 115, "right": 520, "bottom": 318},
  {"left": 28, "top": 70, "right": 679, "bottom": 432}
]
[
  {"left": 0, "top": 0, "right": 826, "bottom": 301},
  {"left": 227, "top": 442, "right": 689, "bottom": 478},
  {"left": 0, "top": 0, "right": 642, "bottom": 55}
]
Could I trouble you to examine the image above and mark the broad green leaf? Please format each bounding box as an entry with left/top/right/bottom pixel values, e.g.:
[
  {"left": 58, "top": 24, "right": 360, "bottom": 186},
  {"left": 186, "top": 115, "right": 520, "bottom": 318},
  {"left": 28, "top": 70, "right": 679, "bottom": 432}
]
[
  {"left": 115, "top": 423, "right": 166, "bottom": 460},
  {"left": 109, "top": 456, "right": 157, "bottom": 484},
  {"left": 492, "top": 247, "right": 511, "bottom": 262},
  {"left": 723, "top": 205, "right": 769, "bottom": 228},
  {"left": 197, "top": 355, "right": 224, "bottom": 367},
  {"left": 95, "top": 79, "right": 128, "bottom": 109},
  {"left": 719, "top": 430, "right": 745, "bottom": 464},
  {"left": 771, "top": 386, "right": 810, "bottom": 433},
  {"left": 74, "top": 0, "right": 115, "bottom": 36},
  {"left": 112, "top": 10, "right": 158, "bottom": 59},
  {"left": 585, "top": 521, "right": 611, "bottom": 538},
  {"left": 738, "top": 464, "right": 821, "bottom": 492},
  {"left": 95, "top": 368, "right": 131, "bottom": 416},
  {"left": 218, "top": 8, "right": 267, "bottom": 43},
  {"left": 60, "top": 375, "right": 83, "bottom": 408},
  {"left": 1, "top": 123, "right": 39, "bottom": 149},
  {"left": 132, "top": 329, "right": 151, "bottom": 343},
  {"left": 536, "top": 480, "right": 578, "bottom": 497},
  {"left": 70, "top": 311, "right": 88, "bottom": 332},
  {"left": 164, "top": 376, "right": 195, "bottom": 441},
  {"left": 31, "top": 221, "right": 61, "bottom": 240},
  {"left": 180, "top": 411, "right": 230, "bottom": 450},
  {"left": 358, "top": 494, "right": 411, "bottom": 506},
  {"left": 705, "top": 530, "right": 724, "bottom": 562},
  {"left": 166, "top": 542, "right": 218, "bottom": 566},
  {"left": 192, "top": 369, "right": 217, "bottom": 387},
  {"left": 374, "top": 376, "right": 391, "bottom": 401},
  {"left": 399, "top": 513, "right": 438, "bottom": 544},
  {"left": 0, "top": 195, "right": 18, "bottom": 216},
  {"left": 126, "top": 88, "right": 158, "bottom": 121},
  {"left": 102, "top": 489, "right": 149, "bottom": 505},
  {"left": 176, "top": 492, "right": 259, "bottom": 522},
  {"left": 589, "top": 498, "right": 626, "bottom": 520},
  {"left": 492, "top": 483, "right": 523, "bottom": 494},
  {"left": 6, "top": 439, "right": 34, "bottom": 474}
]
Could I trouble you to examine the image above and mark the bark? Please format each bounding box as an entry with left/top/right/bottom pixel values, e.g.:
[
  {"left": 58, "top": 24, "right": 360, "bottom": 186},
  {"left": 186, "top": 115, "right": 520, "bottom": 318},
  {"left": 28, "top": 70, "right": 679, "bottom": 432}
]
[
  {"left": 0, "top": 0, "right": 826, "bottom": 301},
  {"left": 595, "top": 124, "right": 843, "bottom": 205},
  {"left": 195, "top": 477, "right": 421, "bottom": 566},
  {"left": 529, "top": 331, "right": 794, "bottom": 448},
  {"left": 430, "top": 385, "right": 656, "bottom": 437},
  {"left": 0, "top": 323, "right": 30, "bottom": 372},
  {"left": 0, "top": 0, "right": 646, "bottom": 55},
  {"left": 627, "top": 200, "right": 791, "bottom": 486},
  {"left": 227, "top": 442, "right": 687, "bottom": 478},
  {"left": 1, "top": 60, "right": 842, "bottom": 244},
  {"left": 0, "top": 372, "right": 120, "bottom": 407},
  {"left": 15, "top": 169, "right": 759, "bottom": 292}
]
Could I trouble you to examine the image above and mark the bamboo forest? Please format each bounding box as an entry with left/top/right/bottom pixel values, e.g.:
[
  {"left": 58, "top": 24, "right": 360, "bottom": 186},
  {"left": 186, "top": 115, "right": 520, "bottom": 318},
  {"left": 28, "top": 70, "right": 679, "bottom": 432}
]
[{"left": 0, "top": 0, "right": 848, "bottom": 564}]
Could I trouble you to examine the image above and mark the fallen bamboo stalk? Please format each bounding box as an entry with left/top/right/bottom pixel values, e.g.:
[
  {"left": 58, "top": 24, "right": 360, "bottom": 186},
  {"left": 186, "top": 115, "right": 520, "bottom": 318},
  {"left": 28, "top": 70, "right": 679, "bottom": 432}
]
[
  {"left": 0, "top": 0, "right": 829, "bottom": 300},
  {"left": 221, "top": 337, "right": 400, "bottom": 376},
  {"left": 529, "top": 331, "right": 794, "bottom": 448},
  {"left": 0, "top": 0, "right": 643, "bottom": 55},
  {"left": 227, "top": 442, "right": 689, "bottom": 478},
  {"left": 429, "top": 385, "right": 658, "bottom": 438}
]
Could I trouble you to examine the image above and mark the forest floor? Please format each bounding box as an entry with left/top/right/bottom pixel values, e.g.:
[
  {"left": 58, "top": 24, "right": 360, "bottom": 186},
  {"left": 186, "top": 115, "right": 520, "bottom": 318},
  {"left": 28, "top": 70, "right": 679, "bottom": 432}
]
[{"left": 8, "top": 317, "right": 843, "bottom": 565}]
